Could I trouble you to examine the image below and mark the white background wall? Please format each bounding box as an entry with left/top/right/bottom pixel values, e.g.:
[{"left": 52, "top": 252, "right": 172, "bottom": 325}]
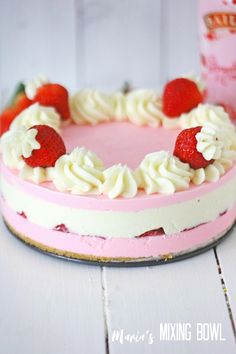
[{"left": 0, "top": 0, "right": 199, "bottom": 100}]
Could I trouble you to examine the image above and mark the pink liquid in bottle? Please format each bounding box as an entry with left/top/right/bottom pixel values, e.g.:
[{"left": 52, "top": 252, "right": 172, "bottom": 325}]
[{"left": 198, "top": 0, "right": 236, "bottom": 119}]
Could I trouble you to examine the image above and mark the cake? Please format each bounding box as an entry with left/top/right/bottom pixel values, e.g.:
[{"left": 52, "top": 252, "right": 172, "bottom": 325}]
[{"left": 0, "top": 75, "right": 236, "bottom": 265}]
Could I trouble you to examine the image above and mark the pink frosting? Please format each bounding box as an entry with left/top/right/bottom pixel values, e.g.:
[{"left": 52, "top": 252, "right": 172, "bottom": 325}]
[
  {"left": 61, "top": 122, "right": 180, "bottom": 168},
  {"left": 2, "top": 199, "right": 235, "bottom": 259}
]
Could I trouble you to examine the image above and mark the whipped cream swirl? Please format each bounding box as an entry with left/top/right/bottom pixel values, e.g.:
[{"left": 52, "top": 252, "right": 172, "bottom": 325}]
[
  {"left": 180, "top": 104, "right": 231, "bottom": 130},
  {"left": 136, "top": 151, "right": 192, "bottom": 194},
  {"left": 196, "top": 126, "right": 224, "bottom": 161},
  {"left": 25, "top": 74, "right": 49, "bottom": 99},
  {"left": 11, "top": 103, "right": 61, "bottom": 132},
  {"left": 0, "top": 127, "right": 40, "bottom": 169},
  {"left": 111, "top": 92, "right": 127, "bottom": 121},
  {"left": 191, "top": 147, "right": 236, "bottom": 185},
  {"left": 215, "top": 150, "right": 236, "bottom": 172},
  {"left": 126, "top": 90, "right": 164, "bottom": 126},
  {"left": 20, "top": 165, "right": 50, "bottom": 184},
  {"left": 192, "top": 164, "right": 221, "bottom": 185},
  {"left": 52, "top": 147, "right": 104, "bottom": 194},
  {"left": 101, "top": 164, "right": 137, "bottom": 199},
  {"left": 70, "top": 90, "right": 113, "bottom": 125}
]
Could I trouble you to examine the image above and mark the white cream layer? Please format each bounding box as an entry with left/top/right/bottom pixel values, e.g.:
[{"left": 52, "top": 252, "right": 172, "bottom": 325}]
[{"left": 1, "top": 173, "right": 236, "bottom": 238}]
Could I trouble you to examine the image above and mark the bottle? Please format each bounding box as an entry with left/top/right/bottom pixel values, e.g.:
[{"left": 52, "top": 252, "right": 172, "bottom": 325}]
[{"left": 198, "top": 0, "right": 236, "bottom": 119}]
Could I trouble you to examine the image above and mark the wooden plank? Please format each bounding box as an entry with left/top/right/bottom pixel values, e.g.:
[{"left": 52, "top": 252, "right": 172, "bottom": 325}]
[
  {"left": 216, "top": 226, "right": 236, "bottom": 333},
  {"left": 0, "top": 0, "right": 77, "bottom": 97},
  {"left": 80, "top": 0, "right": 162, "bottom": 90},
  {"left": 0, "top": 218, "right": 106, "bottom": 354},
  {"left": 103, "top": 250, "right": 236, "bottom": 354},
  {"left": 163, "top": 0, "right": 200, "bottom": 81}
]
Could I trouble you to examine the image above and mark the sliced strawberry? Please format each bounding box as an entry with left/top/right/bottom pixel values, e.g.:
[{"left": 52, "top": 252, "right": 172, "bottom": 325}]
[
  {"left": 163, "top": 78, "right": 203, "bottom": 118},
  {"left": 23, "top": 125, "right": 66, "bottom": 168},
  {"left": 137, "top": 228, "right": 165, "bottom": 238},
  {"left": 54, "top": 224, "right": 69, "bottom": 233},
  {"left": 34, "top": 83, "right": 70, "bottom": 120}
]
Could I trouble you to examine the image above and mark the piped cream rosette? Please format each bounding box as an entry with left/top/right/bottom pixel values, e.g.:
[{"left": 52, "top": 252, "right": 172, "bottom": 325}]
[
  {"left": 0, "top": 104, "right": 61, "bottom": 183},
  {"left": 10, "top": 103, "right": 61, "bottom": 132},
  {"left": 69, "top": 89, "right": 166, "bottom": 127},
  {"left": 52, "top": 147, "right": 104, "bottom": 194},
  {"left": 0, "top": 126, "right": 50, "bottom": 183}
]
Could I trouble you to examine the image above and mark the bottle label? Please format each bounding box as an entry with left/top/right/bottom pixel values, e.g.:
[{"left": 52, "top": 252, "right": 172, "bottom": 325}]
[{"left": 204, "top": 12, "right": 236, "bottom": 30}]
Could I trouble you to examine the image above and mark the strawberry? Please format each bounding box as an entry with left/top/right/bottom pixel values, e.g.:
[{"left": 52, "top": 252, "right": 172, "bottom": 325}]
[
  {"left": 23, "top": 125, "right": 66, "bottom": 168},
  {"left": 0, "top": 107, "right": 19, "bottom": 136},
  {"left": 163, "top": 78, "right": 203, "bottom": 118},
  {"left": 15, "top": 94, "right": 33, "bottom": 111},
  {"left": 0, "top": 94, "right": 33, "bottom": 136},
  {"left": 137, "top": 228, "right": 164, "bottom": 238},
  {"left": 174, "top": 126, "right": 213, "bottom": 169},
  {"left": 34, "top": 83, "right": 70, "bottom": 120},
  {"left": 54, "top": 224, "right": 69, "bottom": 233}
]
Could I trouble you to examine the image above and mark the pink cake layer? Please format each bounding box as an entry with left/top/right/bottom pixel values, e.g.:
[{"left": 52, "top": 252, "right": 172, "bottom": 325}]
[
  {"left": 2, "top": 198, "right": 235, "bottom": 260},
  {"left": 1, "top": 160, "right": 236, "bottom": 212}
]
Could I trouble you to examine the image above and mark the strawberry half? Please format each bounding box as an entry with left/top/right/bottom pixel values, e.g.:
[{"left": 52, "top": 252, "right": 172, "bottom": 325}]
[
  {"left": 0, "top": 108, "right": 19, "bottom": 136},
  {"left": 0, "top": 94, "right": 33, "bottom": 136},
  {"left": 23, "top": 125, "right": 66, "bottom": 168},
  {"left": 174, "top": 126, "right": 213, "bottom": 169},
  {"left": 15, "top": 94, "right": 33, "bottom": 111},
  {"left": 163, "top": 78, "right": 203, "bottom": 118},
  {"left": 34, "top": 83, "right": 70, "bottom": 120}
]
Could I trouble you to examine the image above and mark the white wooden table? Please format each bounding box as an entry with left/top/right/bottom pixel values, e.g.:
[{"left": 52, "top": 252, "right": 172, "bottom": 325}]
[{"left": 0, "top": 216, "right": 235, "bottom": 354}]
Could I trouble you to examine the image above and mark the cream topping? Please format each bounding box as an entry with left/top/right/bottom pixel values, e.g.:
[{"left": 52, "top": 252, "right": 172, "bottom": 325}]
[
  {"left": 52, "top": 147, "right": 104, "bottom": 194},
  {"left": 0, "top": 128, "right": 40, "bottom": 169},
  {"left": 180, "top": 104, "right": 236, "bottom": 169},
  {"left": 196, "top": 126, "right": 224, "bottom": 161},
  {"left": 70, "top": 89, "right": 165, "bottom": 127},
  {"left": 24, "top": 75, "right": 49, "bottom": 99},
  {"left": 180, "top": 104, "right": 232, "bottom": 130},
  {"left": 216, "top": 150, "right": 236, "bottom": 171},
  {"left": 10, "top": 103, "right": 61, "bottom": 132},
  {"left": 111, "top": 92, "right": 127, "bottom": 121},
  {"left": 1, "top": 80, "right": 236, "bottom": 198},
  {"left": 191, "top": 164, "right": 221, "bottom": 185},
  {"left": 126, "top": 90, "right": 164, "bottom": 126},
  {"left": 20, "top": 165, "right": 50, "bottom": 184},
  {"left": 136, "top": 151, "right": 192, "bottom": 194},
  {"left": 101, "top": 164, "right": 138, "bottom": 199},
  {"left": 70, "top": 90, "right": 113, "bottom": 125}
]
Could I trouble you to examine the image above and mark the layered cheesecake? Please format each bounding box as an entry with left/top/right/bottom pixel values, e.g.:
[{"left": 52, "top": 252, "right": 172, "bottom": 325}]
[{"left": 1, "top": 75, "right": 236, "bottom": 264}]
